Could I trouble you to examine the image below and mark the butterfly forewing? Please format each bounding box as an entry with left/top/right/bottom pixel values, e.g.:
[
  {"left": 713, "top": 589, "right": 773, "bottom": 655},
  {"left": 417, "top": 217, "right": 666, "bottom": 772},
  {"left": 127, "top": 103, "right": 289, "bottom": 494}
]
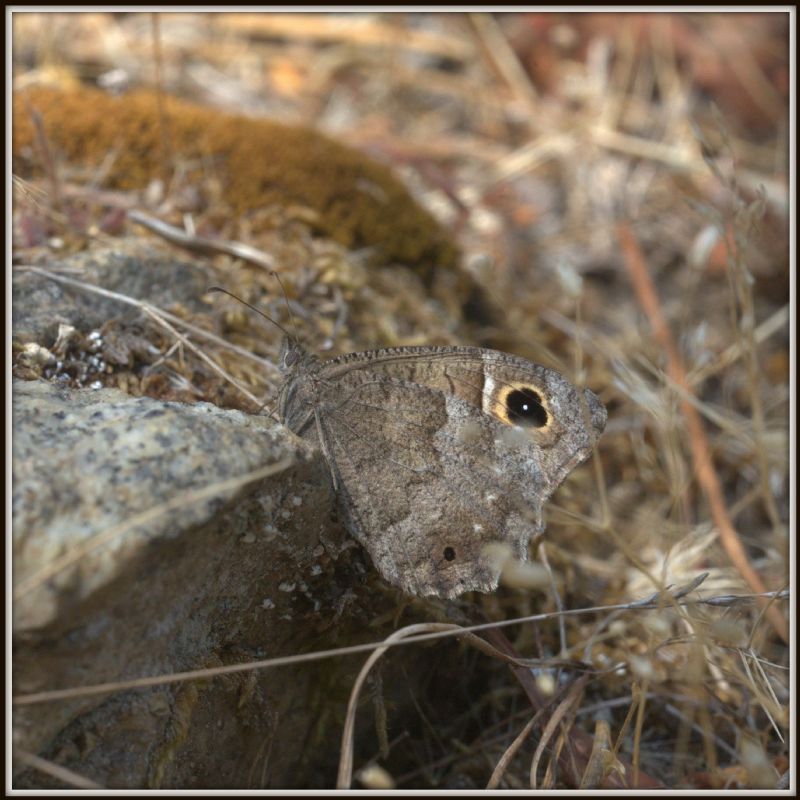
[{"left": 280, "top": 344, "right": 606, "bottom": 598}]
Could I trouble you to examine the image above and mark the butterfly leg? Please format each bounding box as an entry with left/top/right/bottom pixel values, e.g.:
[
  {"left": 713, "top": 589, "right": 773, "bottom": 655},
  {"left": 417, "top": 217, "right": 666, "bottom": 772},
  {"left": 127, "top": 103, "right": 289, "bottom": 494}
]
[{"left": 314, "top": 409, "right": 341, "bottom": 492}]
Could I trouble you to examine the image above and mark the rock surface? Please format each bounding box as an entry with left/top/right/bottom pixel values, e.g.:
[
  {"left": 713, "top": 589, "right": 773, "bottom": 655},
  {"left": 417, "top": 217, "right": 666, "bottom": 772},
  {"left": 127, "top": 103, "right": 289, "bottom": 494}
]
[
  {"left": 12, "top": 378, "right": 318, "bottom": 631},
  {"left": 12, "top": 239, "right": 215, "bottom": 345},
  {"left": 12, "top": 378, "right": 382, "bottom": 788}
]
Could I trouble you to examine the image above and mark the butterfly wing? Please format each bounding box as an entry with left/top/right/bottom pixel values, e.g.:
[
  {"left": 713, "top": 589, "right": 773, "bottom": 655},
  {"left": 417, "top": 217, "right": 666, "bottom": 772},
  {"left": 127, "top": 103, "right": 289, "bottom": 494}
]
[{"left": 284, "top": 347, "right": 605, "bottom": 598}]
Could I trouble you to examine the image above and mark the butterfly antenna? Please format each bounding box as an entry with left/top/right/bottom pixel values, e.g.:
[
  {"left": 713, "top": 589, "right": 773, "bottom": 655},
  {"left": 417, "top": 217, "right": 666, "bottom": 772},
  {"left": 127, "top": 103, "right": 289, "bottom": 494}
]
[
  {"left": 270, "top": 270, "right": 301, "bottom": 342},
  {"left": 207, "top": 286, "right": 292, "bottom": 339}
]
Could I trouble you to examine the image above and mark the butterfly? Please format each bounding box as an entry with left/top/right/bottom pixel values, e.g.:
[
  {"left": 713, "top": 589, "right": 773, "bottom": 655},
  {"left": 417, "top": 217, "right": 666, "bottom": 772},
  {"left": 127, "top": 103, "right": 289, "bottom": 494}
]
[{"left": 277, "top": 336, "right": 606, "bottom": 598}]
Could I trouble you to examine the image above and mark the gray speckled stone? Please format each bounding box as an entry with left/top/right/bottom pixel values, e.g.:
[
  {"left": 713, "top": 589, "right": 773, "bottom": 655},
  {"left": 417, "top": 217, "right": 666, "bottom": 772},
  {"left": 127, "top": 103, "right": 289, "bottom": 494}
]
[
  {"left": 12, "top": 378, "right": 372, "bottom": 788},
  {"left": 12, "top": 379, "right": 316, "bottom": 631},
  {"left": 12, "top": 238, "right": 214, "bottom": 344}
]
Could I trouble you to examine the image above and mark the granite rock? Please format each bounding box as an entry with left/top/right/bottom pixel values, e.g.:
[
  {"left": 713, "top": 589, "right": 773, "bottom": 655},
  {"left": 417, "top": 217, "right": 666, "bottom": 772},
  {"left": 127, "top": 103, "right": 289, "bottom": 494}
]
[{"left": 12, "top": 378, "right": 379, "bottom": 789}]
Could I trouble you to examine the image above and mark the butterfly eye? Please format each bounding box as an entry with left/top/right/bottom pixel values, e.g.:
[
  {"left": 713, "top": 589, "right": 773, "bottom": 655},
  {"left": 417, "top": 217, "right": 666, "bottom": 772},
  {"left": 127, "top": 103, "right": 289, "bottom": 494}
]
[
  {"left": 443, "top": 546, "right": 456, "bottom": 561},
  {"left": 506, "top": 388, "right": 548, "bottom": 428},
  {"left": 284, "top": 350, "right": 299, "bottom": 367}
]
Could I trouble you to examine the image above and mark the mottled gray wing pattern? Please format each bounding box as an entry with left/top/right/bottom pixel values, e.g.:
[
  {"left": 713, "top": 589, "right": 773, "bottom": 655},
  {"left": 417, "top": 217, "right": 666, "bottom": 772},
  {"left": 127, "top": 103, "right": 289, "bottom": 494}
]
[
  {"left": 312, "top": 370, "right": 552, "bottom": 598},
  {"left": 280, "top": 343, "right": 605, "bottom": 598}
]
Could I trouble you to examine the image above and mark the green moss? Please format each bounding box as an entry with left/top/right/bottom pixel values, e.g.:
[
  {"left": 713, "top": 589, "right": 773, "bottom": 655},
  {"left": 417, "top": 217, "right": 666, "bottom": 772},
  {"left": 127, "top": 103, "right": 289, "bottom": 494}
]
[{"left": 13, "top": 85, "right": 459, "bottom": 278}]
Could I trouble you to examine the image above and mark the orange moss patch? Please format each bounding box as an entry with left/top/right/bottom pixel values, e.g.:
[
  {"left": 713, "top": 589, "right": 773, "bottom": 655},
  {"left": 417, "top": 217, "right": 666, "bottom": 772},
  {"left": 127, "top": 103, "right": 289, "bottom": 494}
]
[{"left": 13, "top": 85, "right": 459, "bottom": 278}]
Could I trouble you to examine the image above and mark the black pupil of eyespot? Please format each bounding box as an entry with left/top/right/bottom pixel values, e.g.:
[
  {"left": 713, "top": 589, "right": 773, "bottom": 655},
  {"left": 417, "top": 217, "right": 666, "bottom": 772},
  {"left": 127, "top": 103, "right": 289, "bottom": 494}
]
[
  {"left": 507, "top": 388, "right": 548, "bottom": 427},
  {"left": 444, "top": 547, "right": 456, "bottom": 561}
]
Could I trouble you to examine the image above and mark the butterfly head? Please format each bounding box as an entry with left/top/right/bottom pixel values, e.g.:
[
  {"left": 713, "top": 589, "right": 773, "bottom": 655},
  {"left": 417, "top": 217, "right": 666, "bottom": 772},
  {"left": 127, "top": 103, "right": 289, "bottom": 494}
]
[{"left": 278, "top": 336, "right": 317, "bottom": 374}]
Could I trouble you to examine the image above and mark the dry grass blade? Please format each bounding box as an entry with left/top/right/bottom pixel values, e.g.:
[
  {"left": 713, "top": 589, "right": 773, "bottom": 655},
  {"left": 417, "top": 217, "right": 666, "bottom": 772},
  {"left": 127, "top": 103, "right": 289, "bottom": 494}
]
[
  {"left": 633, "top": 354, "right": 760, "bottom": 448},
  {"left": 616, "top": 222, "right": 788, "bottom": 643},
  {"left": 12, "top": 589, "right": 785, "bottom": 710},
  {"left": 337, "top": 623, "right": 461, "bottom": 789},
  {"left": 150, "top": 13, "right": 174, "bottom": 181},
  {"left": 481, "top": 626, "right": 663, "bottom": 789},
  {"left": 529, "top": 674, "right": 589, "bottom": 789},
  {"left": 128, "top": 210, "right": 277, "bottom": 272},
  {"left": 24, "top": 99, "right": 62, "bottom": 213},
  {"left": 13, "top": 750, "right": 104, "bottom": 790},
  {"left": 337, "top": 619, "right": 652, "bottom": 789},
  {"left": 485, "top": 712, "right": 542, "bottom": 789},
  {"left": 714, "top": 16, "right": 786, "bottom": 119},
  {"left": 738, "top": 649, "right": 785, "bottom": 743},
  {"left": 591, "top": 127, "right": 785, "bottom": 212},
  {"left": 14, "top": 265, "right": 280, "bottom": 373},
  {"left": 544, "top": 302, "right": 789, "bottom": 387},
  {"left": 13, "top": 457, "right": 294, "bottom": 600},
  {"left": 579, "top": 719, "right": 625, "bottom": 788},
  {"left": 487, "top": 133, "right": 573, "bottom": 188},
  {"left": 662, "top": 703, "right": 739, "bottom": 760},
  {"left": 467, "top": 13, "right": 538, "bottom": 112},
  {"left": 14, "top": 265, "right": 279, "bottom": 400},
  {"left": 537, "top": 541, "right": 567, "bottom": 655},
  {"left": 140, "top": 304, "right": 264, "bottom": 408},
  {"left": 688, "top": 304, "right": 789, "bottom": 386},
  {"left": 215, "top": 12, "right": 473, "bottom": 60},
  {"left": 724, "top": 220, "right": 787, "bottom": 540}
]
